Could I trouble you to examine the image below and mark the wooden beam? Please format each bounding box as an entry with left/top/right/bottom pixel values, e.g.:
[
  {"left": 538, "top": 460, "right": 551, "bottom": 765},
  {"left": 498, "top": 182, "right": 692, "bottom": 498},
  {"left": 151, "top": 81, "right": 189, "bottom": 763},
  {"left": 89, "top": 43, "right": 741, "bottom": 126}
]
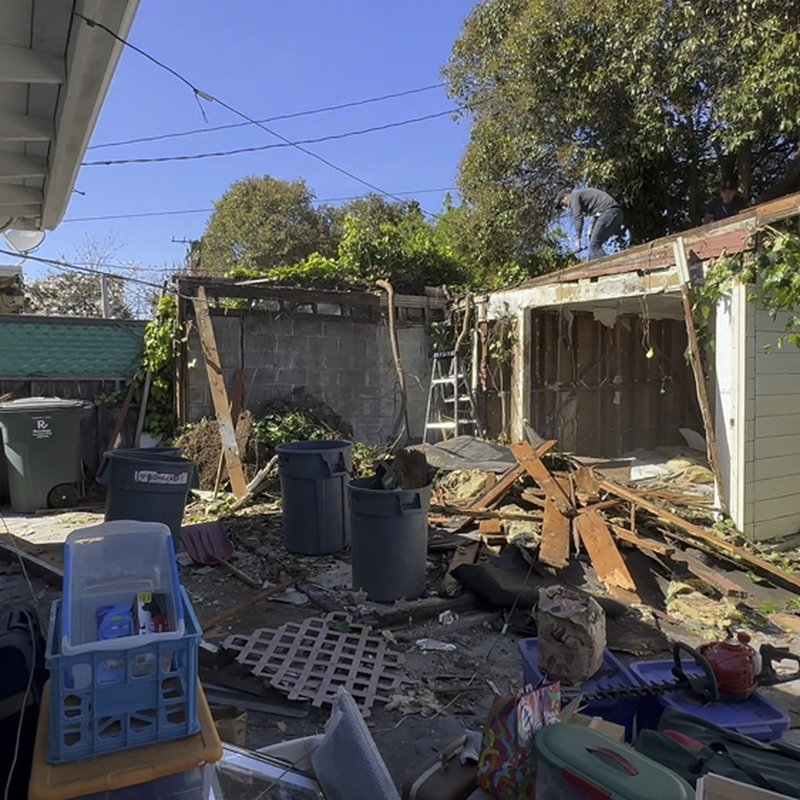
[
  {"left": 192, "top": 287, "right": 248, "bottom": 498},
  {"left": 0, "top": 152, "right": 47, "bottom": 179},
  {"left": 201, "top": 576, "right": 297, "bottom": 632},
  {"left": 106, "top": 378, "right": 137, "bottom": 451},
  {"left": 575, "top": 511, "right": 637, "bottom": 591},
  {"left": 0, "top": 112, "right": 54, "bottom": 141},
  {"left": 608, "top": 524, "right": 674, "bottom": 557},
  {"left": 540, "top": 497, "right": 571, "bottom": 568},
  {"left": 430, "top": 504, "right": 542, "bottom": 522},
  {"left": 673, "top": 237, "right": 728, "bottom": 514},
  {"left": 0, "top": 43, "right": 65, "bottom": 83},
  {"left": 0, "top": 185, "right": 43, "bottom": 206},
  {"left": 509, "top": 441, "right": 573, "bottom": 515},
  {"left": 599, "top": 478, "right": 800, "bottom": 594},
  {"left": 574, "top": 466, "right": 600, "bottom": 506},
  {"left": 669, "top": 548, "right": 749, "bottom": 598},
  {"left": 214, "top": 368, "right": 245, "bottom": 495},
  {"left": 0, "top": 540, "right": 63, "bottom": 587}
]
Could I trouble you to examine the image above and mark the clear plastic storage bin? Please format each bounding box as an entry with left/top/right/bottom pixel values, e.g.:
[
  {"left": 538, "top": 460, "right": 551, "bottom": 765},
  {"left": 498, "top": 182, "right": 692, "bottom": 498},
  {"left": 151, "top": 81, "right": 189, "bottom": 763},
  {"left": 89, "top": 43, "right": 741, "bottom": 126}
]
[{"left": 62, "top": 520, "right": 184, "bottom": 654}]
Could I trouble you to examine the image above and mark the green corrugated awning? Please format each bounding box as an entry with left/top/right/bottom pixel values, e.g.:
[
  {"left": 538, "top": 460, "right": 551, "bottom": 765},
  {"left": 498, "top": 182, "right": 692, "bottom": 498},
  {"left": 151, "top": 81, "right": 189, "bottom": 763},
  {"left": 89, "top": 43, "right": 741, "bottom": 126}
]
[{"left": 0, "top": 316, "right": 146, "bottom": 379}]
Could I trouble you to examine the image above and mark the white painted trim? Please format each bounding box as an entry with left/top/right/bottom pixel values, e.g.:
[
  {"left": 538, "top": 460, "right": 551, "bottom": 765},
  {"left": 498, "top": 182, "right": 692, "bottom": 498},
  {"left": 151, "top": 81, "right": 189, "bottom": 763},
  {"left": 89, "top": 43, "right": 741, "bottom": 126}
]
[
  {"left": 732, "top": 283, "right": 748, "bottom": 529},
  {"left": 0, "top": 43, "right": 65, "bottom": 83},
  {"left": 0, "top": 185, "right": 43, "bottom": 206},
  {"left": 41, "top": 0, "right": 140, "bottom": 229},
  {"left": 0, "top": 112, "right": 53, "bottom": 141},
  {"left": 0, "top": 152, "right": 47, "bottom": 179}
]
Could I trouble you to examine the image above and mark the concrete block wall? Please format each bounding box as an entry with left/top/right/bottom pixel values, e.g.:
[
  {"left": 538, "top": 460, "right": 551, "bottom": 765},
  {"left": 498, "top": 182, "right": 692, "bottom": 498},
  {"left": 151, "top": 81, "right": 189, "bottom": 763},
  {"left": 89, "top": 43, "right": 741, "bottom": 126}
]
[{"left": 185, "top": 311, "right": 431, "bottom": 444}]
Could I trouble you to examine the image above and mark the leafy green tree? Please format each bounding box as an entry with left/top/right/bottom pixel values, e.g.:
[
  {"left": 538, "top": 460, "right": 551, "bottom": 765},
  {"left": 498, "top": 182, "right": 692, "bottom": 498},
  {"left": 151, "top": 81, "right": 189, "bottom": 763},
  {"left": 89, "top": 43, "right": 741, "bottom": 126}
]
[
  {"left": 446, "top": 0, "right": 800, "bottom": 248},
  {"left": 200, "top": 175, "right": 337, "bottom": 275}
]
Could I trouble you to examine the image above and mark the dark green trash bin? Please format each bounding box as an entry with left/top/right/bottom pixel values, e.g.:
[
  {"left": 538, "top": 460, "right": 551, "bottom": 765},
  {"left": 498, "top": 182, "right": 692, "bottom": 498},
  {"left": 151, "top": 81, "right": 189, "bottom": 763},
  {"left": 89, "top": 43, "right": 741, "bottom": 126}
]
[
  {"left": 97, "top": 448, "right": 196, "bottom": 545},
  {"left": 276, "top": 440, "right": 352, "bottom": 555},
  {"left": 0, "top": 397, "right": 90, "bottom": 513},
  {"left": 349, "top": 478, "right": 432, "bottom": 602}
]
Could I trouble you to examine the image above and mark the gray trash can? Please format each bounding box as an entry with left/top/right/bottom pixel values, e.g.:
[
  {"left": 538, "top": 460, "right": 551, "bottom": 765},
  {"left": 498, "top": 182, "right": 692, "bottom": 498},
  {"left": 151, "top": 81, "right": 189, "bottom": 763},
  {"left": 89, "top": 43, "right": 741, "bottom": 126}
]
[
  {"left": 0, "top": 397, "right": 89, "bottom": 513},
  {"left": 276, "top": 440, "right": 352, "bottom": 555},
  {"left": 349, "top": 478, "right": 432, "bottom": 602},
  {"left": 97, "top": 448, "right": 196, "bottom": 545}
]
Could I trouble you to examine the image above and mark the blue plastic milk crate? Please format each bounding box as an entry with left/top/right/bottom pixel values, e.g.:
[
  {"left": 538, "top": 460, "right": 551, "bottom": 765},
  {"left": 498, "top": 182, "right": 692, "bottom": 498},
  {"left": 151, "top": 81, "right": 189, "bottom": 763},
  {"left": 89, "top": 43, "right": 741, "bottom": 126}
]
[
  {"left": 45, "top": 587, "right": 200, "bottom": 764},
  {"left": 518, "top": 637, "right": 639, "bottom": 742},
  {"left": 630, "top": 658, "right": 790, "bottom": 742}
]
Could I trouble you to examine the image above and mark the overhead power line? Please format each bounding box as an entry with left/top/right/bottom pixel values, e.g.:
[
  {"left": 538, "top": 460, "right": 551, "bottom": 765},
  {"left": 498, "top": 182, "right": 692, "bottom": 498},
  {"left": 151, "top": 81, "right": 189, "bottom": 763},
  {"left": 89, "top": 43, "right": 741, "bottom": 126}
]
[
  {"left": 81, "top": 109, "right": 459, "bottom": 166},
  {"left": 61, "top": 187, "right": 460, "bottom": 223},
  {"left": 72, "top": 12, "right": 439, "bottom": 214},
  {"left": 88, "top": 83, "right": 446, "bottom": 150}
]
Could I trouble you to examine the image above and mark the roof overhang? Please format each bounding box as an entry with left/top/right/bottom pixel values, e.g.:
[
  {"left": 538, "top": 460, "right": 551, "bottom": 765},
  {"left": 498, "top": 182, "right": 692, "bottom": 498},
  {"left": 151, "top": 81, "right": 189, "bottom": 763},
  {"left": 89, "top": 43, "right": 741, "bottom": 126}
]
[{"left": 0, "top": 0, "right": 139, "bottom": 231}]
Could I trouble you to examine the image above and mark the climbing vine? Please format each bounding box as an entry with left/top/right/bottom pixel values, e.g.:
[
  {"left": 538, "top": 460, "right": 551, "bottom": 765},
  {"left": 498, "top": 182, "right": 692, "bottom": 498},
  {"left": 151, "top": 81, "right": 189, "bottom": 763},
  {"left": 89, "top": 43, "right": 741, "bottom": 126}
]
[
  {"left": 140, "top": 295, "right": 180, "bottom": 438},
  {"left": 690, "top": 226, "right": 800, "bottom": 351}
]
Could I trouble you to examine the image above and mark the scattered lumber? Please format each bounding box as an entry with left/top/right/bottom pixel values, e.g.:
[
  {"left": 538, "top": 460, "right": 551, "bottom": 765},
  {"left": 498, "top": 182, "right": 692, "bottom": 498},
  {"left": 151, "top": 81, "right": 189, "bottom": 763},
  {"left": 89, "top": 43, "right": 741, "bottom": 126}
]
[
  {"left": 574, "top": 466, "right": 600, "bottom": 506},
  {"left": 201, "top": 575, "right": 298, "bottom": 633},
  {"left": 600, "top": 478, "right": 800, "bottom": 595},
  {"left": 539, "top": 497, "right": 570, "bottom": 568},
  {"left": 521, "top": 489, "right": 547, "bottom": 508},
  {"left": 105, "top": 377, "right": 137, "bottom": 451},
  {"left": 0, "top": 539, "right": 63, "bottom": 587},
  {"left": 478, "top": 519, "right": 502, "bottom": 536},
  {"left": 669, "top": 549, "right": 749, "bottom": 599},
  {"left": 430, "top": 504, "right": 543, "bottom": 522},
  {"left": 212, "top": 556, "right": 261, "bottom": 589},
  {"left": 509, "top": 441, "right": 573, "bottom": 515},
  {"left": 609, "top": 524, "right": 674, "bottom": 557},
  {"left": 230, "top": 456, "right": 279, "bottom": 512},
  {"left": 575, "top": 511, "right": 637, "bottom": 592},
  {"left": 468, "top": 439, "right": 556, "bottom": 510}
]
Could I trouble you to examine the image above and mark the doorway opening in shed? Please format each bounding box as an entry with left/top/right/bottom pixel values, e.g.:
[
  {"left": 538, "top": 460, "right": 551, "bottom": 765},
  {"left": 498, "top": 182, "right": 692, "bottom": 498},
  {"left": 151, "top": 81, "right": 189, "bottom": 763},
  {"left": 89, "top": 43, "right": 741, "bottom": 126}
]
[{"left": 527, "top": 296, "right": 704, "bottom": 460}]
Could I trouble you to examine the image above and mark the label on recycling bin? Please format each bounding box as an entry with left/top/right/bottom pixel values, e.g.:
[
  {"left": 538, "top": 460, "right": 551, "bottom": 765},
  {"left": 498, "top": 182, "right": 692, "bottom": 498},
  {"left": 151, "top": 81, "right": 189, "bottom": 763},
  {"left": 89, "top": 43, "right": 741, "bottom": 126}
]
[
  {"left": 32, "top": 417, "right": 53, "bottom": 439},
  {"left": 133, "top": 469, "right": 188, "bottom": 486}
]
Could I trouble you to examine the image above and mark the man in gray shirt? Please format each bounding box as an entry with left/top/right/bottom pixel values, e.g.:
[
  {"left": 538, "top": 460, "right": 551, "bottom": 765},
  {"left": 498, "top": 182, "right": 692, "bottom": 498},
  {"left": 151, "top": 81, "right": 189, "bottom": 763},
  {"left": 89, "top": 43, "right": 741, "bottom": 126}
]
[{"left": 557, "top": 188, "right": 624, "bottom": 260}]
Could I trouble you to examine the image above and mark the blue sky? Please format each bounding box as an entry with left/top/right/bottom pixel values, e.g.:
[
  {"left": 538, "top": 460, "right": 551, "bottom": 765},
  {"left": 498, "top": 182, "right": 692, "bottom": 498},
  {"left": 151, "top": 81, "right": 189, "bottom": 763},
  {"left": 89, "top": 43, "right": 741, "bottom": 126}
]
[{"left": 30, "top": 1, "right": 478, "bottom": 279}]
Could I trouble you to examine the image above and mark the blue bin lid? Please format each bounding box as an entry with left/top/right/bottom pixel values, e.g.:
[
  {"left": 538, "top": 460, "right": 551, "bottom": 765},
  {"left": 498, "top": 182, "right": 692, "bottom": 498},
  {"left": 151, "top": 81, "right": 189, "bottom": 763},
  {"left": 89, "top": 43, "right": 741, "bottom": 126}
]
[
  {"left": 518, "top": 637, "right": 637, "bottom": 693},
  {"left": 630, "top": 659, "right": 790, "bottom": 731}
]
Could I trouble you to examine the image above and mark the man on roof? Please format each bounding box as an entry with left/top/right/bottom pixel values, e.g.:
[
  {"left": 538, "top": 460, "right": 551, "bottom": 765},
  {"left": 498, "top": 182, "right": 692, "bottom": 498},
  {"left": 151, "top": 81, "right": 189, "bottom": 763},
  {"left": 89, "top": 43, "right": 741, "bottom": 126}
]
[
  {"left": 557, "top": 187, "right": 624, "bottom": 261},
  {"left": 703, "top": 179, "right": 748, "bottom": 224}
]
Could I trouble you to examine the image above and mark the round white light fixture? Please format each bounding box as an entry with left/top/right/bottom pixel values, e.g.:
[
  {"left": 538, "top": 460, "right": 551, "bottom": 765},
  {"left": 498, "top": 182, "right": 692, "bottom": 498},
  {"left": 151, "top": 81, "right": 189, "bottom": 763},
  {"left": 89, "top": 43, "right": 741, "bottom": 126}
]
[{"left": 2, "top": 228, "right": 46, "bottom": 254}]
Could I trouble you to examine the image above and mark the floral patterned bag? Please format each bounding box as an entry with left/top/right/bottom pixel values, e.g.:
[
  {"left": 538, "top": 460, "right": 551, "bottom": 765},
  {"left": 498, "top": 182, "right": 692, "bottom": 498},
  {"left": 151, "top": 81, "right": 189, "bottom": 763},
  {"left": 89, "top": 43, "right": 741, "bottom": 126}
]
[{"left": 476, "top": 682, "right": 560, "bottom": 799}]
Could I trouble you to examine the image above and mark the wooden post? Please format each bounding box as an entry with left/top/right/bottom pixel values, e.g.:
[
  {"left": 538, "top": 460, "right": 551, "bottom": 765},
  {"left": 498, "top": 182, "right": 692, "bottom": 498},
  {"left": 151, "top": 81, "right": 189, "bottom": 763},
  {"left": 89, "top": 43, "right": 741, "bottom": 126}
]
[
  {"left": 192, "top": 287, "right": 248, "bottom": 498},
  {"left": 673, "top": 238, "right": 728, "bottom": 514},
  {"left": 134, "top": 371, "right": 152, "bottom": 447}
]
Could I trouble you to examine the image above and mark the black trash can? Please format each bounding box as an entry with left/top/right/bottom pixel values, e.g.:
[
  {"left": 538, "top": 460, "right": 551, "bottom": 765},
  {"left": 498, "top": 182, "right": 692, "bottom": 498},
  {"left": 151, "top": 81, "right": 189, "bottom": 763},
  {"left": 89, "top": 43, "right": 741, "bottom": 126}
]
[
  {"left": 349, "top": 478, "right": 432, "bottom": 602},
  {"left": 97, "top": 448, "right": 196, "bottom": 545},
  {"left": 276, "top": 440, "right": 352, "bottom": 555}
]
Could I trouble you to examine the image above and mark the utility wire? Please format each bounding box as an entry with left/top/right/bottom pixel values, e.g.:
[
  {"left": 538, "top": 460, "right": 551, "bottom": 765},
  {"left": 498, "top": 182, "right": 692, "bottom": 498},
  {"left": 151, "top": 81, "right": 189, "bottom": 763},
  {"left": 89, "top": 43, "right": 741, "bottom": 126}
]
[
  {"left": 72, "top": 11, "right": 438, "bottom": 213},
  {"left": 81, "top": 109, "right": 459, "bottom": 166},
  {"left": 61, "top": 186, "right": 460, "bottom": 223},
  {"left": 88, "top": 83, "right": 446, "bottom": 150}
]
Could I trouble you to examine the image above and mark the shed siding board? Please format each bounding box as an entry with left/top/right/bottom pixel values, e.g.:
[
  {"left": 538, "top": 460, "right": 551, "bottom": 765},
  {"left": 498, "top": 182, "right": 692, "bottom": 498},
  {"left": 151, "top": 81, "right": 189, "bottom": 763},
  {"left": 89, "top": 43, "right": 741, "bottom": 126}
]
[{"left": 747, "top": 304, "right": 800, "bottom": 541}]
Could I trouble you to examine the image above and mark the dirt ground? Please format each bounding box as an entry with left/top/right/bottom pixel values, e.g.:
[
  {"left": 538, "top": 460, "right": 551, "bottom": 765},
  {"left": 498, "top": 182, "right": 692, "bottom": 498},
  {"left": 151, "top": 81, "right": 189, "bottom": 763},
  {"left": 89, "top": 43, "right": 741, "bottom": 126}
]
[{"left": 4, "top": 500, "right": 800, "bottom": 790}]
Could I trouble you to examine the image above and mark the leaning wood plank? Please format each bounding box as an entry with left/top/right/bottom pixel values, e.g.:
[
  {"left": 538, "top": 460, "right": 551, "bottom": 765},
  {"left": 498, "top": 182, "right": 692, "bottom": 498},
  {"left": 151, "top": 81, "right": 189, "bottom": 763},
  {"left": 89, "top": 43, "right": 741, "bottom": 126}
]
[
  {"left": 467, "top": 439, "right": 557, "bottom": 510},
  {"left": 539, "top": 497, "right": 570, "bottom": 568},
  {"left": 105, "top": 377, "right": 137, "bottom": 451},
  {"left": 575, "top": 511, "right": 637, "bottom": 591},
  {"left": 599, "top": 478, "right": 800, "bottom": 594},
  {"left": 214, "top": 367, "right": 245, "bottom": 495},
  {"left": 509, "top": 441, "right": 573, "bottom": 515},
  {"left": 201, "top": 576, "right": 297, "bottom": 632},
  {"left": 673, "top": 238, "right": 728, "bottom": 514},
  {"left": 609, "top": 524, "right": 674, "bottom": 557},
  {"left": 669, "top": 549, "right": 749, "bottom": 598},
  {"left": 574, "top": 466, "right": 600, "bottom": 506},
  {"left": 192, "top": 287, "right": 248, "bottom": 498}
]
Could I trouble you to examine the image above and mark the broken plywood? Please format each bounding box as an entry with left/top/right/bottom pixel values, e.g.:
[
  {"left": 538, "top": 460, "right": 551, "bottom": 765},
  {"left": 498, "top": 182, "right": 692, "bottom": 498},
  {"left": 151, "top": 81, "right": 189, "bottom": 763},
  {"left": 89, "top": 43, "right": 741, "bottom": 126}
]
[
  {"left": 575, "top": 511, "right": 637, "bottom": 592},
  {"left": 574, "top": 466, "right": 600, "bottom": 506},
  {"left": 539, "top": 497, "right": 571, "bottom": 569}
]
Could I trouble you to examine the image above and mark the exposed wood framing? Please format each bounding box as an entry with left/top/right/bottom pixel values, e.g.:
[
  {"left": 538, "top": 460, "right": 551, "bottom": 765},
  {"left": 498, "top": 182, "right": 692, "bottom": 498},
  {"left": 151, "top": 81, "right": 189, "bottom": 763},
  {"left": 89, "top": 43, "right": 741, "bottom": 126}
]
[
  {"left": 673, "top": 237, "right": 728, "bottom": 514},
  {"left": 192, "top": 287, "right": 248, "bottom": 499}
]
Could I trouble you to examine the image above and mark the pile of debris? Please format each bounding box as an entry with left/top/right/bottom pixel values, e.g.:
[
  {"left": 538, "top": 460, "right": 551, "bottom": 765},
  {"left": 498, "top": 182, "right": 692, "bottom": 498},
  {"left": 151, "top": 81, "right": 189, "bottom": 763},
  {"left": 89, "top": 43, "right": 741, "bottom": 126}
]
[{"left": 428, "top": 437, "right": 800, "bottom": 616}]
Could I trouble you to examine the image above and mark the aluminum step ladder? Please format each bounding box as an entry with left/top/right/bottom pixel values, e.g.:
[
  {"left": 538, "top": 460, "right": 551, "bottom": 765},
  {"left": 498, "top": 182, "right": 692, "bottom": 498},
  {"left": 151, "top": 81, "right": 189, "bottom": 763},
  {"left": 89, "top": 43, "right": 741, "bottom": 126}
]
[{"left": 423, "top": 351, "right": 478, "bottom": 443}]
